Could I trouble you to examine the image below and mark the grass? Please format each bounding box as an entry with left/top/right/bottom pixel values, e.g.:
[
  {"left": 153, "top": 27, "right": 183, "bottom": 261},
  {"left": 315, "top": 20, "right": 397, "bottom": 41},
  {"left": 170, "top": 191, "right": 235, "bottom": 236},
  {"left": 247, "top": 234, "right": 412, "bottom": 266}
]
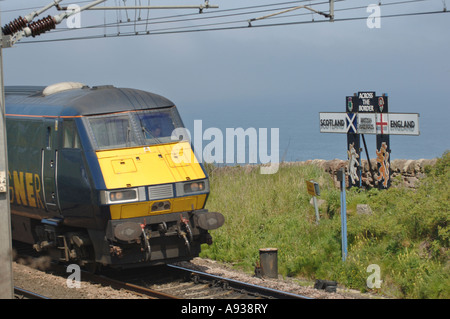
[{"left": 199, "top": 152, "right": 450, "bottom": 299}]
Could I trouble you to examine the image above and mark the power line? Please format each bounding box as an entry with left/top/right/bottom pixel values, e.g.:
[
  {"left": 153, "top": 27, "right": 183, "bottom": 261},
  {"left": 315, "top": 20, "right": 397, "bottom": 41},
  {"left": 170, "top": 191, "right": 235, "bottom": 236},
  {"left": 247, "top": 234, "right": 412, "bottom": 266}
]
[
  {"left": 46, "top": 0, "right": 335, "bottom": 32},
  {"left": 17, "top": 7, "right": 449, "bottom": 44},
  {"left": 8, "top": 0, "right": 428, "bottom": 39},
  {"left": 1, "top": 0, "right": 447, "bottom": 45}
]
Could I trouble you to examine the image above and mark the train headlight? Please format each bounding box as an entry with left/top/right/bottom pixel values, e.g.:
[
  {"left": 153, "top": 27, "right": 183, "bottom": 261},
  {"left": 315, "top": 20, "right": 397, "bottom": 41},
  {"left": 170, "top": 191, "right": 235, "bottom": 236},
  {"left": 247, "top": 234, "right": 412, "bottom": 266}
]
[
  {"left": 184, "top": 181, "right": 202, "bottom": 193},
  {"left": 101, "top": 188, "right": 139, "bottom": 204},
  {"left": 177, "top": 179, "right": 209, "bottom": 196},
  {"left": 110, "top": 190, "right": 137, "bottom": 202}
]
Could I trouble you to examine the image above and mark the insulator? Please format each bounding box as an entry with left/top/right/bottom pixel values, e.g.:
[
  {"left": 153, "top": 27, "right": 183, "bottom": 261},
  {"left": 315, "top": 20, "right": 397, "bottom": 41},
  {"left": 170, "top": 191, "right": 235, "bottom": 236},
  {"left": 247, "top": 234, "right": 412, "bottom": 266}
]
[
  {"left": 2, "top": 16, "right": 28, "bottom": 35},
  {"left": 27, "top": 15, "right": 56, "bottom": 38}
]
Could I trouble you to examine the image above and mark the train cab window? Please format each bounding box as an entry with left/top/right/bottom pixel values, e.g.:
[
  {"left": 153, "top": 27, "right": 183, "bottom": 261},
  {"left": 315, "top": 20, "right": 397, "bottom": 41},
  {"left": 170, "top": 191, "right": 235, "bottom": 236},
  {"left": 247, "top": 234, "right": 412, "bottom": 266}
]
[
  {"left": 87, "top": 114, "right": 139, "bottom": 149},
  {"left": 84, "top": 108, "right": 185, "bottom": 150},
  {"left": 135, "top": 108, "right": 184, "bottom": 145},
  {"left": 63, "top": 121, "right": 81, "bottom": 149}
]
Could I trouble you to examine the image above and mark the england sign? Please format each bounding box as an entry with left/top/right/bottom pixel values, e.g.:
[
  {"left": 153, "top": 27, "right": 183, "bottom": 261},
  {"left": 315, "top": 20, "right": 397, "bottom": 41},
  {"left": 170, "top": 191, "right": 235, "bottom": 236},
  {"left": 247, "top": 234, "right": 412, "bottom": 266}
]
[{"left": 388, "top": 113, "right": 420, "bottom": 135}]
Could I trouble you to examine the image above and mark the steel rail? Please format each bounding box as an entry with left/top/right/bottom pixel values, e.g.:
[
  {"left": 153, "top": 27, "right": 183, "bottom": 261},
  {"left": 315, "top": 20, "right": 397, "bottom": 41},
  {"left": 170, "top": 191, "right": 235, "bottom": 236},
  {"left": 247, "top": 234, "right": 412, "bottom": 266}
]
[
  {"left": 74, "top": 267, "right": 180, "bottom": 299},
  {"left": 14, "top": 287, "right": 51, "bottom": 299},
  {"left": 167, "top": 264, "right": 313, "bottom": 299}
]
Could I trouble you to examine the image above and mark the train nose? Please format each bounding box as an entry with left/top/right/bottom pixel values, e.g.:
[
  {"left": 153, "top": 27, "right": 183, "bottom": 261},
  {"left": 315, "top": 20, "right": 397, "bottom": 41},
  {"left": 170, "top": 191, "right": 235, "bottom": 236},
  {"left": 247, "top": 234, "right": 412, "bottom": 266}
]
[{"left": 97, "top": 143, "right": 205, "bottom": 189}]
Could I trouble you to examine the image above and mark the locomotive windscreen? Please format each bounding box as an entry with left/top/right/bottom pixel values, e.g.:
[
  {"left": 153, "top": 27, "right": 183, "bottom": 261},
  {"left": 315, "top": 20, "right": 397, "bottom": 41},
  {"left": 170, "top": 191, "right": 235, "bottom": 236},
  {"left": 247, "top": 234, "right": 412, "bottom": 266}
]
[
  {"left": 84, "top": 107, "right": 185, "bottom": 150},
  {"left": 88, "top": 115, "right": 140, "bottom": 149}
]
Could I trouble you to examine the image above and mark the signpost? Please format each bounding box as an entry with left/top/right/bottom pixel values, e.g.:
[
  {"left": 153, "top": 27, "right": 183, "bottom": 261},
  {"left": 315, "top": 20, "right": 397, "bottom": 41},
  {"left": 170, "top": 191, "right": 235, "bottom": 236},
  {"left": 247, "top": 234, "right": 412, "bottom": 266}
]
[
  {"left": 320, "top": 92, "right": 421, "bottom": 262},
  {"left": 337, "top": 168, "right": 347, "bottom": 261},
  {"left": 319, "top": 92, "right": 420, "bottom": 190},
  {"left": 306, "top": 180, "right": 320, "bottom": 224}
]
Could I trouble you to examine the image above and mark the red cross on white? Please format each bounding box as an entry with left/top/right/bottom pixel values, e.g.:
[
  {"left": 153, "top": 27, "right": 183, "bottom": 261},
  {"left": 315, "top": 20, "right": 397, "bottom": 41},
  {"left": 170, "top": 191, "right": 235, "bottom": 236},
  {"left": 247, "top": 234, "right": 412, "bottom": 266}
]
[{"left": 376, "top": 113, "right": 389, "bottom": 134}]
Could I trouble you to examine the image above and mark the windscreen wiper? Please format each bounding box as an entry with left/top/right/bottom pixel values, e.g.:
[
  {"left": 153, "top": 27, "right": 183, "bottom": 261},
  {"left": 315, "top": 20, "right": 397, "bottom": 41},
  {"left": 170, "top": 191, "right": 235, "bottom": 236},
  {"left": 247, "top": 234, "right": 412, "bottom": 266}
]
[{"left": 142, "top": 126, "right": 162, "bottom": 145}]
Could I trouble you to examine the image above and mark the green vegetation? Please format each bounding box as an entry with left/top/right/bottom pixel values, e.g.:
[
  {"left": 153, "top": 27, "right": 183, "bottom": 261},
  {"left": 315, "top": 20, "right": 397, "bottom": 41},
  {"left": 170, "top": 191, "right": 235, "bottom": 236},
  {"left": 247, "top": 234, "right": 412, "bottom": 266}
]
[{"left": 200, "top": 152, "right": 450, "bottom": 299}]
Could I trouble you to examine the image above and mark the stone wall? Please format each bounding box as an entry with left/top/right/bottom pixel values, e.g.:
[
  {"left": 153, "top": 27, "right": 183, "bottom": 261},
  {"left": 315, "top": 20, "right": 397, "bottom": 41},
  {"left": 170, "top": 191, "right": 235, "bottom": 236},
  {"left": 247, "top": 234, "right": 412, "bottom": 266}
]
[{"left": 300, "top": 158, "right": 437, "bottom": 189}]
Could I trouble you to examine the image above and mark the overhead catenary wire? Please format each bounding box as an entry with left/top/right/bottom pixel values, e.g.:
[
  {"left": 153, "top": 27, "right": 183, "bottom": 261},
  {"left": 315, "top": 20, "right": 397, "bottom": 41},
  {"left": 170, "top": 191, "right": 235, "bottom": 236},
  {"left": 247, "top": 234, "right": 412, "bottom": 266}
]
[
  {"left": 10, "top": 0, "right": 417, "bottom": 36},
  {"left": 32, "top": 0, "right": 433, "bottom": 34},
  {"left": 16, "top": 8, "right": 449, "bottom": 44},
  {"left": 27, "top": 0, "right": 333, "bottom": 33},
  {"left": 46, "top": 1, "right": 332, "bottom": 34},
  {"left": 3, "top": 0, "right": 447, "bottom": 44}
]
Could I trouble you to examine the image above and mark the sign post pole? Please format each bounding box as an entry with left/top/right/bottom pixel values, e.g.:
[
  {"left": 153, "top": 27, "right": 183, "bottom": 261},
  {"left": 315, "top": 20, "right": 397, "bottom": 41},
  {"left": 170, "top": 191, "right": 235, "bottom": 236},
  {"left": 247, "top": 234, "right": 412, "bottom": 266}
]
[
  {"left": 306, "top": 180, "right": 320, "bottom": 224},
  {"left": 313, "top": 196, "right": 320, "bottom": 224},
  {"left": 337, "top": 168, "right": 347, "bottom": 261},
  {"left": 0, "top": 12, "right": 14, "bottom": 299}
]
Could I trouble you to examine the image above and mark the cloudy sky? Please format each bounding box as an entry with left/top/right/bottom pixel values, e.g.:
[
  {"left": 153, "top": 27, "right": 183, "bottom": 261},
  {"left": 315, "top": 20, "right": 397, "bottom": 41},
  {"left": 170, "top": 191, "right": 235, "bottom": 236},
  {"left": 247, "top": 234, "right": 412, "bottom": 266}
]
[{"left": 1, "top": 0, "right": 449, "bottom": 160}]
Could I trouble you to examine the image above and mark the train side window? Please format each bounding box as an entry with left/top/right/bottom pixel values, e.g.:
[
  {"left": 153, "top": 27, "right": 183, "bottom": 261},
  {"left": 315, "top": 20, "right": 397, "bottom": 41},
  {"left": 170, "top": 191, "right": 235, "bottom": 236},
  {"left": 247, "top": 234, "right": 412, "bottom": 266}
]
[{"left": 63, "top": 120, "right": 81, "bottom": 149}]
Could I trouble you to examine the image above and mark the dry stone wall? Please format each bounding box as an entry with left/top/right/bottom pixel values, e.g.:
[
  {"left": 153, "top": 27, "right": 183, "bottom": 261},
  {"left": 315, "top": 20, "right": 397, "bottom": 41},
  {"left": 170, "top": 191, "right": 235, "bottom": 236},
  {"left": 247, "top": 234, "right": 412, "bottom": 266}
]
[{"left": 300, "top": 158, "right": 437, "bottom": 189}]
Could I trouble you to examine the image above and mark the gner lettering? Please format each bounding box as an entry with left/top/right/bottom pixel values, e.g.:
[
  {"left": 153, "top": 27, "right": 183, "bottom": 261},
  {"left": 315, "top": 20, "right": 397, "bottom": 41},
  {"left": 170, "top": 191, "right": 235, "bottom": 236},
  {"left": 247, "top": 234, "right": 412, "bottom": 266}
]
[{"left": 9, "top": 170, "right": 44, "bottom": 209}]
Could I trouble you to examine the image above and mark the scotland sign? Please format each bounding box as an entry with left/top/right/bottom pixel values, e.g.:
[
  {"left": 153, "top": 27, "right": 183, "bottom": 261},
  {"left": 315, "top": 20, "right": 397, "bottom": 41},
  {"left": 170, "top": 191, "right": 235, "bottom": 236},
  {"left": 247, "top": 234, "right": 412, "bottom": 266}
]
[{"left": 319, "top": 113, "right": 347, "bottom": 133}]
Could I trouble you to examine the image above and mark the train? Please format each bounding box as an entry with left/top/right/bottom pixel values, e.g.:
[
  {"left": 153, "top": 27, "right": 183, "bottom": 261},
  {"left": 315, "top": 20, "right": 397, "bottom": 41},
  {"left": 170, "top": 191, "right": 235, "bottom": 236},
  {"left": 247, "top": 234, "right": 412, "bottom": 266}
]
[{"left": 6, "top": 82, "right": 224, "bottom": 269}]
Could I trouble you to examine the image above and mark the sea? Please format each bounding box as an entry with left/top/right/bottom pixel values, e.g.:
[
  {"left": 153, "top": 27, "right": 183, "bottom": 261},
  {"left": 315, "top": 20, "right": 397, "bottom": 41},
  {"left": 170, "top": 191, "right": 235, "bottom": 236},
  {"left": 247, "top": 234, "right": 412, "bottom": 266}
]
[{"left": 177, "top": 100, "right": 449, "bottom": 166}]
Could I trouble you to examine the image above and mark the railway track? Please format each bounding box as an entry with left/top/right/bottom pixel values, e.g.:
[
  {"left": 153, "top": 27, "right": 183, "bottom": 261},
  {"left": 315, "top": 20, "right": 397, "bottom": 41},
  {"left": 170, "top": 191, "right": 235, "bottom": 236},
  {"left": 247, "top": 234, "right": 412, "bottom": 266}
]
[
  {"left": 79, "top": 268, "right": 179, "bottom": 299},
  {"left": 14, "top": 287, "right": 50, "bottom": 299},
  {"left": 165, "top": 264, "right": 311, "bottom": 299},
  {"left": 13, "top": 241, "right": 312, "bottom": 300},
  {"left": 102, "top": 263, "right": 311, "bottom": 299}
]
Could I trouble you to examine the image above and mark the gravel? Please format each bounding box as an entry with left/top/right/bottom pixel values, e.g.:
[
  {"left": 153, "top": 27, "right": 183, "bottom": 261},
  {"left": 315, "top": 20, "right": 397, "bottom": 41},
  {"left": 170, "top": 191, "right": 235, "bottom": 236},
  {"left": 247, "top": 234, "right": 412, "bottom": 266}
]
[
  {"left": 13, "top": 257, "right": 146, "bottom": 299},
  {"left": 12, "top": 256, "right": 383, "bottom": 299}
]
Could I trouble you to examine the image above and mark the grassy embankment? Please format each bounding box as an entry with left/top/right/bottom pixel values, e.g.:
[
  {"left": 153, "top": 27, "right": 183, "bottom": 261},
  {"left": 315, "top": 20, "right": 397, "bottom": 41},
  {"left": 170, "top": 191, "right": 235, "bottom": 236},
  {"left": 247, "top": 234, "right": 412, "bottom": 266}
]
[{"left": 200, "top": 152, "right": 450, "bottom": 299}]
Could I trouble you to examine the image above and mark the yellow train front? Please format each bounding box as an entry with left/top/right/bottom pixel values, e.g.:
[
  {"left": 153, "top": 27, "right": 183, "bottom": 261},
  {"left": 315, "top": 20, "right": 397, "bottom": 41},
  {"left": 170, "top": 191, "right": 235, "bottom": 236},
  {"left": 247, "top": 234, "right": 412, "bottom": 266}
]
[{"left": 6, "top": 82, "right": 224, "bottom": 268}]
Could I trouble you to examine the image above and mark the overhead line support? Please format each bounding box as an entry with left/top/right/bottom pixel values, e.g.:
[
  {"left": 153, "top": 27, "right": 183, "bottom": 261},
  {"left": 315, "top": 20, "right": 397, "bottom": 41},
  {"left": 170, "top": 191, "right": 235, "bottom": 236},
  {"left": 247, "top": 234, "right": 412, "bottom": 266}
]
[{"left": 248, "top": 0, "right": 335, "bottom": 27}]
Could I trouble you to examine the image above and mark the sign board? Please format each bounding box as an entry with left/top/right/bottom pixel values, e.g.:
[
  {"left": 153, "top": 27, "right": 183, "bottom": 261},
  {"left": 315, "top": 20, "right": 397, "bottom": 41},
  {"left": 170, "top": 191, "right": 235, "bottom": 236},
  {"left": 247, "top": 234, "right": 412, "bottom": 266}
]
[
  {"left": 320, "top": 112, "right": 419, "bottom": 135},
  {"left": 357, "top": 113, "right": 376, "bottom": 134},
  {"left": 319, "top": 113, "right": 347, "bottom": 134},
  {"left": 388, "top": 113, "right": 420, "bottom": 135},
  {"left": 357, "top": 91, "right": 376, "bottom": 112},
  {"left": 319, "top": 92, "right": 420, "bottom": 190},
  {"left": 346, "top": 113, "right": 357, "bottom": 133},
  {"left": 306, "top": 180, "right": 320, "bottom": 196}
]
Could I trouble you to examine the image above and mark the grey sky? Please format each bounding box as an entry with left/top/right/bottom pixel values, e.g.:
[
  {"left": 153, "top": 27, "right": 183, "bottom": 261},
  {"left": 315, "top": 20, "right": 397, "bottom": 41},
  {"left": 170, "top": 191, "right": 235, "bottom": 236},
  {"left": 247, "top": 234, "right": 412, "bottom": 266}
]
[{"left": 1, "top": 0, "right": 449, "bottom": 160}]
